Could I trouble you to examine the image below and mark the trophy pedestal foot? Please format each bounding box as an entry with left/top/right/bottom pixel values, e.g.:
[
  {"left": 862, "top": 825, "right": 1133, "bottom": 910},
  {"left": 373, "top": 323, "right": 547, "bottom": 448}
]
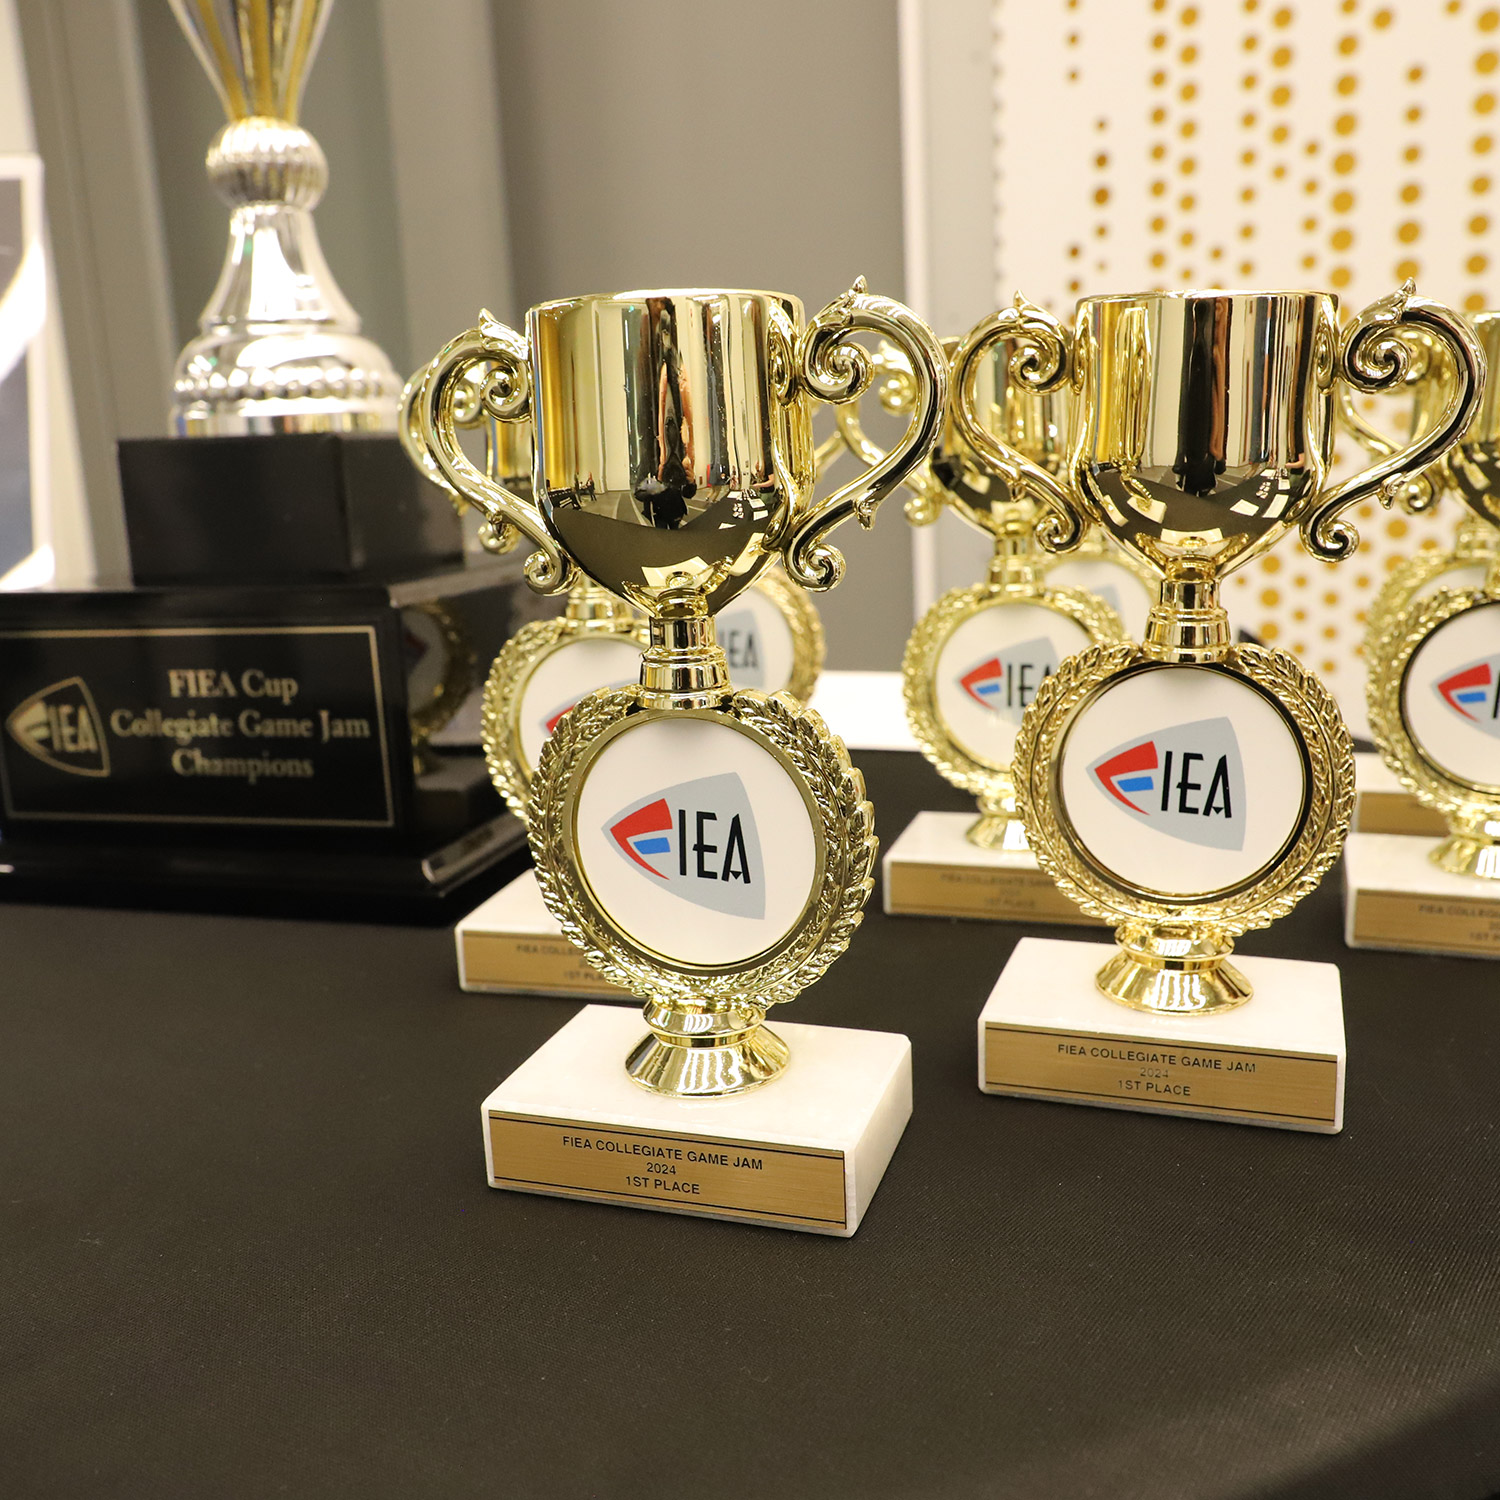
[
  {"left": 482, "top": 1006, "right": 912, "bottom": 1236},
  {"left": 965, "top": 808, "right": 1030, "bottom": 852},
  {"left": 1095, "top": 932, "right": 1253, "bottom": 1016},
  {"left": 1344, "top": 832, "right": 1500, "bottom": 958},
  {"left": 457, "top": 869, "right": 631, "bottom": 998},
  {"left": 978, "top": 937, "right": 1345, "bottom": 1133},
  {"left": 625, "top": 1021, "right": 790, "bottom": 1098},
  {"left": 1352, "top": 752, "right": 1446, "bottom": 838},
  {"left": 882, "top": 811, "right": 1097, "bottom": 924}
]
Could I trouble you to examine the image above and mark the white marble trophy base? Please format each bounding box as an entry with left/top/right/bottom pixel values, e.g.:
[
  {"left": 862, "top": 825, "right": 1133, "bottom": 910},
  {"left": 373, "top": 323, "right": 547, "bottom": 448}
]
[
  {"left": 456, "top": 870, "right": 628, "bottom": 998},
  {"left": 882, "top": 811, "right": 1096, "bottom": 924},
  {"left": 978, "top": 938, "right": 1345, "bottom": 1133},
  {"left": 482, "top": 1006, "right": 912, "bottom": 1236},
  {"left": 1352, "top": 751, "right": 1446, "bottom": 838},
  {"left": 1344, "top": 831, "right": 1500, "bottom": 959}
]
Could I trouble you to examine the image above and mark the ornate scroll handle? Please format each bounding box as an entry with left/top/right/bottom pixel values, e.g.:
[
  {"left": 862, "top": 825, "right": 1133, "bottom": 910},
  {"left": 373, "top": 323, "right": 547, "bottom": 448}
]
[
  {"left": 1303, "top": 282, "right": 1486, "bottom": 562},
  {"left": 414, "top": 311, "right": 573, "bottom": 594},
  {"left": 831, "top": 341, "right": 949, "bottom": 526},
  {"left": 783, "top": 278, "right": 948, "bottom": 591},
  {"left": 399, "top": 358, "right": 506, "bottom": 539},
  {"left": 1333, "top": 324, "right": 1457, "bottom": 515},
  {"left": 951, "top": 296, "right": 1085, "bottom": 554}
]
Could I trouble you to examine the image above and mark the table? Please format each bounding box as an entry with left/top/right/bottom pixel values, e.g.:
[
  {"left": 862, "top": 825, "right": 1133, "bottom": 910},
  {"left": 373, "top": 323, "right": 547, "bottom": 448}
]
[{"left": 4, "top": 751, "right": 1499, "bottom": 1500}]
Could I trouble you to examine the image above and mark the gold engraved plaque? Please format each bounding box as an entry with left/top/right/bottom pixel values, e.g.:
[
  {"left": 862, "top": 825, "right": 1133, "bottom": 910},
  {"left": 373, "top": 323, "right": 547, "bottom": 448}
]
[
  {"left": 486, "top": 1116, "right": 846, "bottom": 1230},
  {"left": 883, "top": 838, "right": 1095, "bottom": 923},
  {"left": 1350, "top": 888, "right": 1500, "bottom": 957},
  {"left": 461, "top": 932, "right": 625, "bottom": 996},
  {"left": 981, "top": 1026, "right": 1340, "bottom": 1129}
]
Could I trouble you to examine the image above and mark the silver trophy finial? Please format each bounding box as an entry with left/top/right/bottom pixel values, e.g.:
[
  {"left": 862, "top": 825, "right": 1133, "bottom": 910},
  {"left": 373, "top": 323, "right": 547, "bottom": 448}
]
[{"left": 167, "top": 0, "right": 399, "bottom": 435}]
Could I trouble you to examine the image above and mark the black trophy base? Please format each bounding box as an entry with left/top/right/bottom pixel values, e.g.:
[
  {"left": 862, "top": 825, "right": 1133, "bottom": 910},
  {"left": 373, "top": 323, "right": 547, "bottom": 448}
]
[
  {"left": 117, "top": 432, "right": 462, "bottom": 586},
  {"left": 0, "top": 753, "right": 527, "bottom": 916}
]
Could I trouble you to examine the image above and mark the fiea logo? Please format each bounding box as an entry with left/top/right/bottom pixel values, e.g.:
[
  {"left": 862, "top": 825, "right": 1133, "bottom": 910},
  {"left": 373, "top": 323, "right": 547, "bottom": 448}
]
[
  {"left": 718, "top": 607, "right": 764, "bottom": 688},
  {"left": 1435, "top": 654, "right": 1500, "bottom": 736},
  {"left": 5, "top": 677, "right": 111, "bottom": 778},
  {"left": 605, "top": 772, "right": 764, "bottom": 918},
  {"left": 1088, "top": 716, "right": 1245, "bottom": 851},
  {"left": 958, "top": 636, "right": 1058, "bottom": 723}
]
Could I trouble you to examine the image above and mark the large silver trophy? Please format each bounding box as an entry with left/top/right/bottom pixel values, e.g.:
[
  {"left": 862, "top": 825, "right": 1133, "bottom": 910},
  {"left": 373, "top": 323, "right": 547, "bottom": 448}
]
[{"left": 168, "top": 0, "right": 399, "bottom": 435}]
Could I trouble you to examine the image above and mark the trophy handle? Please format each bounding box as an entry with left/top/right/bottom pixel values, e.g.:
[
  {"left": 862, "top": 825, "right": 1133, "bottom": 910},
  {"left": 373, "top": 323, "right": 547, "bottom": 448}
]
[
  {"left": 831, "top": 342, "right": 950, "bottom": 526},
  {"left": 1332, "top": 324, "right": 1459, "bottom": 515},
  {"left": 1303, "top": 282, "right": 1486, "bottom": 562},
  {"left": 412, "top": 311, "right": 573, "bottom": 594},
  {"left": 399, "top": 360, "right": 505, "bottom": 536},
  {"left": 783, "top": 279, "right": 948, "bottom": 590},
  {"left": 950, "top": 296, "right": 1085, "bottom": 553}
]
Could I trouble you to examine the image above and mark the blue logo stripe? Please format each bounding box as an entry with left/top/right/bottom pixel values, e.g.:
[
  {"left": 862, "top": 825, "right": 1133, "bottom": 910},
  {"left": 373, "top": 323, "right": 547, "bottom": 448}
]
[
  {"left": 1457, "top": 689, "right": 1488, "bottom": 703},
  {"left": 632, "top": 837, "right": 671, "bottom": 855},
  {"left": 1116, "top": 776, "right": 1154, "bottom": 792}
]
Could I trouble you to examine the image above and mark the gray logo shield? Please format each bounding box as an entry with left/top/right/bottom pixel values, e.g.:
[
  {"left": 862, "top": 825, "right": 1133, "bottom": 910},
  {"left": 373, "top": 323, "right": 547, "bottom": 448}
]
[
  {"left": 1088, "top": 715, "right": 1246, "bottom": 851},
  {"left": 605, "top": 771, "right": 765, "bottom": 918}
]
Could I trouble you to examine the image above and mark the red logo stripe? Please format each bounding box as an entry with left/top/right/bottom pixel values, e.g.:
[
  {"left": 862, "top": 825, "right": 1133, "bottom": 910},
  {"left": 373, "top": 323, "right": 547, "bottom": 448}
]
[
  {"left": 1093, "top": 740, "right": 1158, "bottom": 814},
  {"left": 1438, "top": 662, "right": 1492, "bottom": 719},
  {"left": 960, "top": 657, "right": 1003, "bottom": 703},
  {"left": 609, "top": 798, "right": 672, "bottom": 876}
]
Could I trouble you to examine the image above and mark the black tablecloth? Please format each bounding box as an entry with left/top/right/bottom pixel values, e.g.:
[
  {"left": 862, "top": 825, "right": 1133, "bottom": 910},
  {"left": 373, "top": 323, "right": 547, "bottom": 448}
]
[{"left": 4, "top": 751, "right": 1499, "bottom": 1500}]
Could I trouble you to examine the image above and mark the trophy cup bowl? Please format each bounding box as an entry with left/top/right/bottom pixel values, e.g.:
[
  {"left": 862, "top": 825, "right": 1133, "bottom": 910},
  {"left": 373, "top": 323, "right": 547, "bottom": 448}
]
[
  {"left": 955, "top": 284, "right": 1484, "bottom": 1018},
  {"left": 524, "top": 291, "right": 817, "bottom": 616},
  {"left": 412, "top": 283, "right": 945, "bottom": 1098},
  {"left": 1068, "top": 290, "right": 1341, "bottom": 575}
]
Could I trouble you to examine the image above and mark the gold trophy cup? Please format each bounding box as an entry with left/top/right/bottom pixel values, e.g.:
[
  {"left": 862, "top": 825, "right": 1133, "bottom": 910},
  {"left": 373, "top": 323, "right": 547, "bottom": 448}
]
[
  {"left": 413, "top": 283, "right": 944, "bottom": 1233},
  {"left": 1350, "top": 311, "right": 1500, "bottom": 954},
  {"left": 959, "top": 284, "right": 1481, "bottom": 1131},
  {"left": 411, "top": 282, "right": 941, "bottom": 1106}
]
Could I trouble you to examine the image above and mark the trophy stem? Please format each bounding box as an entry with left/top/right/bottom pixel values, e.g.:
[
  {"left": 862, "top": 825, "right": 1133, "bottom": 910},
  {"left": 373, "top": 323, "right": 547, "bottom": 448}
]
[
  {"left": 564, "top": 579, "right": 636, "bottom": 630},
  {"left": 638, "top": 613, "right": 731, "bottom": 711},
  {"left": 968, "top": 777, "right": 1029, "bottom": 852},
  {"left": 626, "top": 998, "right": 790, "bottom": 1097},
  {"left": 1143, "top": 564, "right": 1232, "bottom": 664},
  {"left": 1096, "top": 923, "right": 1253, "bottom": 1016},
  {"left": 986, "top": 502, "right": 1045, "bottom": 597}
]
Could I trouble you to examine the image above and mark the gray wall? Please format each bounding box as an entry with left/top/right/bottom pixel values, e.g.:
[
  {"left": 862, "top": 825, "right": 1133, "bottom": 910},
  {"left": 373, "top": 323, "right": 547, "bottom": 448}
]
[
  {"left": 490, "top": 0, "right": 911, "bottom": 668},
  {"left": 36, "top": 0, "right": 913, "bottom": 668}
]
